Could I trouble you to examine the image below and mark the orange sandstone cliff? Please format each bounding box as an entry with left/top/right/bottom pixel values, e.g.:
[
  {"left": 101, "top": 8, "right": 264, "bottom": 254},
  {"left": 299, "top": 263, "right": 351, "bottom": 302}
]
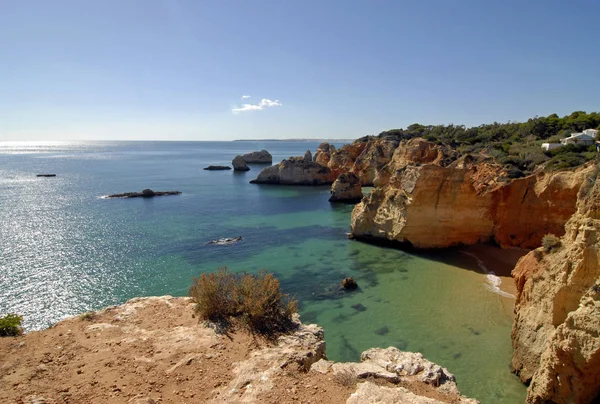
[
  {"left": 510, "top": 169, "right": 600, "bottom": 403},
  {"left": 351, "top": 153, "right": 593, "bottom": 249}
]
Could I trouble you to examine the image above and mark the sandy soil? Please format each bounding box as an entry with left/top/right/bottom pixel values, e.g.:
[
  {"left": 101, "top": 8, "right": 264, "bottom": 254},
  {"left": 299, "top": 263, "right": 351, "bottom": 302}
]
[{"left": 0, "top": 297, "right": 354, "bottom": 404}]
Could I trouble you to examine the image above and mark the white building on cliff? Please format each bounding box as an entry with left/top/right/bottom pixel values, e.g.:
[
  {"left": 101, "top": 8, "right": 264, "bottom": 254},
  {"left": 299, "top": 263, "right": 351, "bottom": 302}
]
[{"left": 542, "top": 128, "right": 598, "bottom": 151}]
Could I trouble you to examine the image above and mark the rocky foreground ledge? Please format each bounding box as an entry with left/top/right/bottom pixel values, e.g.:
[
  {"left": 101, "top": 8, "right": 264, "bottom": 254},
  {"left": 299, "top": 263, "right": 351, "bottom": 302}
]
[{"left": 0, "top": 296, "right": 476, "bottom": 403}]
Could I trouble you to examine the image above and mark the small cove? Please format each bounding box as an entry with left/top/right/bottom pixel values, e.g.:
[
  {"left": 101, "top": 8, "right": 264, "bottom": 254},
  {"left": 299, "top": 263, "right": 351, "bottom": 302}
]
[{"left": 0, "top": 141, "right": 527, "bottom": 403}]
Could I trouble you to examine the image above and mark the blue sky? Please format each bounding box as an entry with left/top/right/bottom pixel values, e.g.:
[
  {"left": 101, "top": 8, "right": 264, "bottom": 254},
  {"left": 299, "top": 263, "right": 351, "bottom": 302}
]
[{"left": 1, "top": 0, "right": 599, "bottom": 141}]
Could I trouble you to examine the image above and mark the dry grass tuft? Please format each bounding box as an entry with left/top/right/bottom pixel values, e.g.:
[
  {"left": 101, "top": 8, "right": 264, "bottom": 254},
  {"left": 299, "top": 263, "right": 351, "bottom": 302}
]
[{"left": 542, "top": 234, "right": 561, "bottom": 253}]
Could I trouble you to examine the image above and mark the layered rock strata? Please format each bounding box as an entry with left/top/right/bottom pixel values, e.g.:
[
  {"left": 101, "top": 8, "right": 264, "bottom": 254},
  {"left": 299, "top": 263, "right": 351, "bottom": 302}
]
[
  {"left": 351, "top": 162, "right": 593, "bottom": 249},
  {"left": 329, "top": 173, "right": 363, "bottom": 203},
  {"left": 250, "top": 156, "right": 335, "bottom": 185},
  {"left": 0, "top": 296, "right": 477, "bottom": 404},
  {"left": 511, "top": 170, "right": 600, "bottom": 403}
]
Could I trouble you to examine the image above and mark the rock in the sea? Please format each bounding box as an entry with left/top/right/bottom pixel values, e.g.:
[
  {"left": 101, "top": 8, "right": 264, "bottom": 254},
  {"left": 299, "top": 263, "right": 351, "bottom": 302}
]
[
  {"left": 232, "top": 155, "right": 250, "bottom": 171},
  {"left": 341, "top": 277, "right": 358, "bottom": 290},
  {"left": 36, "top": 174, "right": 56, "bottom": 177},
  {"left": 106, "top": 189, "right": 181, "bottom": 198},
  {"left": 206, "top": 236, "right": 242, "bottom": 245},
  {"left": 250, "top": 156, "right": 335, "bottom": 185},
  {"left": 329, "top": 172, "right": 363, "bottom": 203},
  {"left": 203, "top": 165, "right": 232, "bottom": 171},
  {"left": 511, "top": 170, "right": 600, "bottom": 403},
  {"left": 242, "top": 150, "right": 272, "bottom": 164}
]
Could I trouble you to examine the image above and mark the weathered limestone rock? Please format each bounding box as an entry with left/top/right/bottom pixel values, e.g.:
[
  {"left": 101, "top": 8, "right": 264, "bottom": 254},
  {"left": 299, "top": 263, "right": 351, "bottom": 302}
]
[
  {"left": 511, "top": 170, "right": 600, "bottom": 403},
  {"left": 311, "top": 347, "right": 478, "bottom": 403},
  {"left": 242, "top": 150, "right": 272, "bottom": 164},
  {"left": 351, "top": 163, "right": 593, "bottom": 249},
  {"left": 232, "top": 155, "right": 250, "bottom": 171},
  {"left": 250, "top": 157, "right": 335, "bottom": 185},
  {"left": 329, "top": 173, "right": 363, "bottom": 203},
  {"left": 350, "top": 138, "right": 399, "bottom": 186},
  {"left": 347, "top": 382, "right": 449, "bottom": 404},
  {"left": 314, "top": 142, "right": 336, "bottom": 166}
]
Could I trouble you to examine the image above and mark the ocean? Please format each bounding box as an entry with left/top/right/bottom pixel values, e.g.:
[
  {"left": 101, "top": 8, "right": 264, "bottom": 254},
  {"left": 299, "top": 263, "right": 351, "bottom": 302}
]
[{"left": 0, "top": 141, "right": 526, "bottom": 403}]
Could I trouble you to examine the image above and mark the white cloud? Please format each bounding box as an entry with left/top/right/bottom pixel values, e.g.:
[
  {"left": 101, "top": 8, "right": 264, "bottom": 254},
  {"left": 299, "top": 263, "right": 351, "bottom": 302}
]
[
  {"left": 232, "top": 98, "right": 282, "bottom": 113},
  {"left": 241, "top": 95, "right": 251, "bottom": 99}
]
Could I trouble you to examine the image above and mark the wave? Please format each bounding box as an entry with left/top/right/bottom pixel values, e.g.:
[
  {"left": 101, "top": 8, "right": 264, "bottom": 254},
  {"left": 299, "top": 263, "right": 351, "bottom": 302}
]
[{"left": 461, "top": 251, "right": 515, "bottom": 299}]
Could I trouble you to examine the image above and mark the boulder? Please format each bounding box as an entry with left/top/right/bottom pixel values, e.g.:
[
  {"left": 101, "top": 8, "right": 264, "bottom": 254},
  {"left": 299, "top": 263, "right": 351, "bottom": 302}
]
[
  {"left": 250, "top": 157, "right": 335, "bottom": 185},
  {"left": 203, "top": 166, "right": 231, "bottom": 170},
  {"left": 242, "top": 150, "right": 272, "bottom": 164},
  {"left": 141, "top": 188, "right": 156, "bottom": 197},
  {"left": 329, "top": 172, "right": 363, "bottom": 203},
  {"left": 341, "top": 277, "right": 358, "bottom": 290},
  {"left": 232, "top": 155, "right": 250, "bottom": 171}
]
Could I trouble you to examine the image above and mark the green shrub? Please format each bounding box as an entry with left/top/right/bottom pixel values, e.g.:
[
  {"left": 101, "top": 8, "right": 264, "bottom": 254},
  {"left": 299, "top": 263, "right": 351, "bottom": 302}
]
[
  {"left": 542, "top": 234, "right": 561, "bottom": 253},
  {"left": 0, "top": 313, "right": 23, "bottom": 337},
  {"left": 189, "top": 267, "right": 297, "bottom": 337}
]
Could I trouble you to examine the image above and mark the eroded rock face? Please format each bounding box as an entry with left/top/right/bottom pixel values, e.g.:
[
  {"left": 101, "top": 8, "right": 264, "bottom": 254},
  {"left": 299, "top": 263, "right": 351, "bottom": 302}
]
[
  {"left": 329, "top": 173, "right": 363, "bottom": 203},
  {"left": 311, "top": 347, "right": 478, "bottom": 403},
  {"left": 351, "top": 163, "right": 593, "bottom": 249},
  {"left": 232, "top": 155, "right": 250, "bottom": 171},
  {"left": 314, "top": 142, "right": 336, "bottom": 166},
  {"left": 250, "top": 157, "right": 335, "bottom": 185},
  {"left": 511, "top": 170, "right": 600, "bottom": 403},
  {"left": 242, "top": 150, "right": 272, "bottom": 164}
]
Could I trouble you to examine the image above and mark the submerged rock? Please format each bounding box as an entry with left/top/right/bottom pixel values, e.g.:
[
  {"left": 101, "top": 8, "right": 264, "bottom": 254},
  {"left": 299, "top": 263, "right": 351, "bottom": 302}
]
[
  {"left": 203, "top": 165, "right": 231, "bottom": 171},
  {"left": 232, "top": 155, "right": 250, "bottom": 171},
  {"left": 242, "top": 150, "right": 272, "bottom": 164},
  {"left": 106, "top": 189, "right": 181, "bottom": 198},
  {"left": 329, "top": 172, "right": 363, "bottom": 203},
  {"left": 207, "top": 236, "right": 242, "bottom": 245}
]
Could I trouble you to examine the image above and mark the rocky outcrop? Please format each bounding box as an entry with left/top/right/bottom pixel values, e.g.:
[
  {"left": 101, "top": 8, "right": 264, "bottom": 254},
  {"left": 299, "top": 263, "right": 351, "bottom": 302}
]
[
  {"left": 314, "top": 142, "right": 336, "bottom": 166},
  {"left": 242, "top": 150, "right": 272, "bottom": 164},
  {"left": 329, "top": 173, "right": 363, "bottom": 203},
  {"left": 0, "top": 296, "right": 477, "bottom": 404},
  {"left": 312, "top": 348, "right": 477, "bottom": 403},
  {"left": 351, "top": 163, "right": 594, "bottom": 249},
  {"left": 304, "top": 149, "right": 313, "bottom": 162},
  {"left": 511, "top": 169, "right": 600, "bottom": 403},
  {"left": 204, "top": 166, "right": 231, "bottom": 170},
  {"left": 106, "top": 189, "right": 182, "bottom": 198},
  {"left": 250, "top": 156, "right": 335, "bottom": 185},
  {"left": 232, "top": 155, "right": 250, "bottom": 171},
  {"left": 313, "top": 137, "right": 453, "bottom": 187}
]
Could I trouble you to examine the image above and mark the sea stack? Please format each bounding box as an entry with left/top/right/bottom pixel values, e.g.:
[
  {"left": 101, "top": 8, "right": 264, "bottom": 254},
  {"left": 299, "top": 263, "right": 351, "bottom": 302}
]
[
  {"left": 242, "top": 150, "right": 272, "bottom": 164},
  {"left": 232, "top": 155, "right": 250, "bottom": 171}
]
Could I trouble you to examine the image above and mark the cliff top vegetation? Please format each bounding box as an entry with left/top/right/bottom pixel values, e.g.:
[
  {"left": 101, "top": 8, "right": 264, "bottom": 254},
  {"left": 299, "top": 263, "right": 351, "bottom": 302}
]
[{"left": 376, "top": 111, "right": 600, "bottom": 175}]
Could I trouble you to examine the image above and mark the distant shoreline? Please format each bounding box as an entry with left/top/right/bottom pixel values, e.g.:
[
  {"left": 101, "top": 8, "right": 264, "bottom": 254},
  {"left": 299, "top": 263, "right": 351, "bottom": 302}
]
[{"left": 233, "top": 139, "right": 356, "bottom": 142}]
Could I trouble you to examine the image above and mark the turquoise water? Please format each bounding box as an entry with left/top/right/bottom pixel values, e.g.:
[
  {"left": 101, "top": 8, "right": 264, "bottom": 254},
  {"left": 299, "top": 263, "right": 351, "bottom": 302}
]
[{"left": 0, "top": 141, "right": 525, "bottom": 403}]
